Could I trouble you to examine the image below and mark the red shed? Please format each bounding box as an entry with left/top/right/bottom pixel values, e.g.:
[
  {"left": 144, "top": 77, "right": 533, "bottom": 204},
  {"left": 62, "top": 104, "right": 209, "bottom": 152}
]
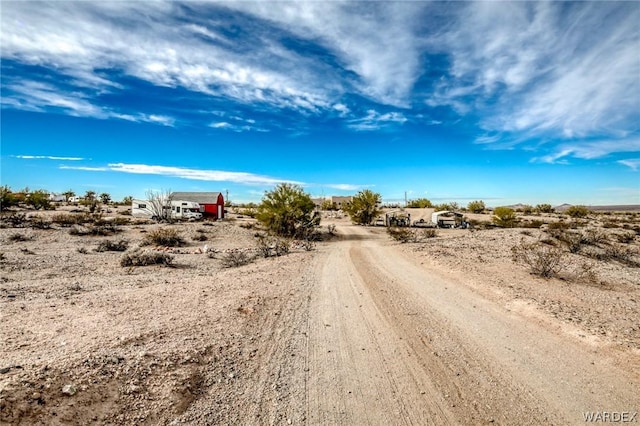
[{"left": 170, "top": 192, "right": 225, "bottom": 219}]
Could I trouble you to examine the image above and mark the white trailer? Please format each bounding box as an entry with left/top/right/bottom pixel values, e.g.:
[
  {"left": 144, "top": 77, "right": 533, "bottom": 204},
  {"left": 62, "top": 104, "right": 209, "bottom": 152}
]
[{"left": 132, "top": 199, "right": 202, "bottom": 220}]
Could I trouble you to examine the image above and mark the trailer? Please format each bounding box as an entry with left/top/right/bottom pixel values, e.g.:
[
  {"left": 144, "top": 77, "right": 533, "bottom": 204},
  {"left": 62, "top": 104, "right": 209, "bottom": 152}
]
[
  {"left": 132, "top": 199, "right": 203, "bottom": 220},
  {"left": 431, "top": 210, "right": 464, "bottom": 228}
]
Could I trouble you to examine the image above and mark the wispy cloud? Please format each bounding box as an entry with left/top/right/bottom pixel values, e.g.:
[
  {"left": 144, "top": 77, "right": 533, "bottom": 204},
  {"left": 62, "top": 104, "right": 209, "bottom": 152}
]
[
  {"left": 532, "top": 138, "right": 640, "bottom": 164},
  {"left": 16, "top": 155, "right": 86, "bottom": 161},
  {"left": 430, "top": 2, "right": 639, "bottom": 143},
  {"left": 348, "top": 110, "right": 407, "bottom": 131},
  {"left": 61, "top": 163, "right": 302, "bottom": 186},
  {"left": 618, "top": 159, "right": 640, "bottom": 172}
]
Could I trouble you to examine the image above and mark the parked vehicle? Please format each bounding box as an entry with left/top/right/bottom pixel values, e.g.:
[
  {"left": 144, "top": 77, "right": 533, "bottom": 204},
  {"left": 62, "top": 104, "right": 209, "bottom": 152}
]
[{"left": 132, "top": 199, "right": 203, "bottom": 220}]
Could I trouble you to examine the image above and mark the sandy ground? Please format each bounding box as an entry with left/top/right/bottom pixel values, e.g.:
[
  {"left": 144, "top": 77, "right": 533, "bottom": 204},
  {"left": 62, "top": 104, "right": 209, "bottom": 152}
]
[{"left": 1, "top": 207, "right": 639, "bottom": 424}]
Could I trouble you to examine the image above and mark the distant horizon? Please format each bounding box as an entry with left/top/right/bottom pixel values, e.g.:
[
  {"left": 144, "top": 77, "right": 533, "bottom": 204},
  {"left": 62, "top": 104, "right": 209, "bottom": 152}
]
[{"left": 1, "top": 2, "right": 638, "bottom": 206}]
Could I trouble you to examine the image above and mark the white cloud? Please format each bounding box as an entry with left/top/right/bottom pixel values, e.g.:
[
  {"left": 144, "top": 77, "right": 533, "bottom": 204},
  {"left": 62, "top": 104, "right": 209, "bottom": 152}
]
[
  {"left": 430, "top": 2, "right": 640, "bottom": 142},
  {"left": 348, "top": 110, "right": 407, "bottom": 131},
  {"left": 325, "top": 184, "right": 361, "bottom": 191},
  {"left": 1, "top": 1, "right": 340, "bottom": 116},
  {"left": 618, "top": 159, "right": 640, "bottom": 171},
  {"left": 532, "top": 138, "right": 640, "bottom": 164},
  {"left": 230, "top": 2, "right": 426, "bottom": 107},
  {"left": 16, "top": 155, "right": 85, "bottom": 161},
  {"left": 61, "top": 162, "right": 303, "bottom": 186}
]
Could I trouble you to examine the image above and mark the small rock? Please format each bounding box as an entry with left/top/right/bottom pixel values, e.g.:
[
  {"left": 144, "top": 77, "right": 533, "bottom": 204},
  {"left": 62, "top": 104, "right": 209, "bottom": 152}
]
[
  {"left": 0, "top": 367, "right": 10, "bottom": 374},
  {"left": 62, "top": 384, "right": 77, "bottom": 396}
]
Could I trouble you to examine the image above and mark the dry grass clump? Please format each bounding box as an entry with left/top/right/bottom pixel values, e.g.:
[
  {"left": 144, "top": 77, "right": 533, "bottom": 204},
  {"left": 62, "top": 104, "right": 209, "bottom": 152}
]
[
  {"left": 29, "top": 216, "right": 52, "bottom": 229},
  {"left": 69, "top": 223, "right": 120, "bottom": 236},
  {"left": 220, "top": 249, "right": 254, "bottom": 268},
  {"left": 192, "top": 229, "right": 209, "bottom": 242},
  {"left": 7, "top": 232, "right": 33, "bottom": 242},
  {"left": 142, "top": 228, "right": 186, "bottom": 247},
  {"left": 387, "top": 227, "right": 437, "bottom": 243},
  {"left": 120, "top": 249, "right": 174, "bottom": 267},
  {"left": 51, "top": 213, "right": 89, "bottom": 227},
  {"left": 511, "top": 240, "right": 566, "bottom": 278},
  {"left": 0, "top": 213, "right": 27, "bottom": 228},
  {"left": 95, "top": 239, "right": 129, "bottom": 252},
  {"left": 256, "top": 234, "right": 291, "bottom": 257}
]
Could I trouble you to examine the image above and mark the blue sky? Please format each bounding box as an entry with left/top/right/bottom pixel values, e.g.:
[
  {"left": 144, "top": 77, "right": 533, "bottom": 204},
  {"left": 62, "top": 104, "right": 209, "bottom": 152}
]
[{"left": 1, "top": 1, "right": 639, "bottom": 206}]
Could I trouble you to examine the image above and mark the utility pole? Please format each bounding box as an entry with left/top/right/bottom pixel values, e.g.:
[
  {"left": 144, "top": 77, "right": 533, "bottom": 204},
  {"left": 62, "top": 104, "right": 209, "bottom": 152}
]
[{"left": 404, "top": 191, "right": 408, "bottom": 207}]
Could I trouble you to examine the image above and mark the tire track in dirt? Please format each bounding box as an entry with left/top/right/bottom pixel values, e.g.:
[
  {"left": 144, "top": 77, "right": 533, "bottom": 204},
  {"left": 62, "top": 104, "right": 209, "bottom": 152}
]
[
  {"left": 304, "top": 224, "right": 640, "bottom": 424},
  {"left": 306, "top": 227, "right": 455, "bottom": 425}
]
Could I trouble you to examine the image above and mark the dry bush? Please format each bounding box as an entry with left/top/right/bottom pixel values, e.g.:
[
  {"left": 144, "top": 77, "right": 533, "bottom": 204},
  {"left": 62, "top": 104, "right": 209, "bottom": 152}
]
[
  {"left": 142, "top": 228, "right": 186, "bottom": 247},
  {"left": 29, "top": 216, "right": 51, "bottom": 229},
  {"left": 95, "top": 239, "right": 129, "bottom": 252},
  {"left": 327, "top": 224, "right": 337, "bottom": 235},
  {"left": 519, "top": 219, "right": 545, "bottom": 229},
  {"left": 1, "top": 213, "right": 27, "bottom": 228},
  {"left": 69, "top": 223, "right": 119, "bottom": 236},
  {"left": 511, "top": 240, "right": 566, "bottom": 278},
  {"left": 387, "top": 226, "right": 414, "bottom": 243},
  {"left": 7, "top": 232, "right": 32, "bottom": 242},
  {"left": 581, "top": 228, "right": 608, "bottom": 246},
  {"left": 120, "top": 249, "right": 174, "bottom": 267},
  {"left": 547, "top": 221, "right": 572, "bottom": 231},
  {"left": 572, "top": 261, "right": 599, "bottom": 284},
  {"left": 51, "top": 213, "right": 88, "bottom": 227},
  {"left": 220, "top": 250, "right": 254, "bottom": 268},
  {"left": 388, "top": 227, "right": 437, "bottom": 243},
  {"left": 616, "top": 232, "right": 635, "bottom": 244},
  {"left": 299, "top": 239, "right": 316, "bottom": 251},
  {"left": 256, "top": 234, "right": 291, "bottom": 257},
  {"left": 603, "top": 245, "right": 639, "bottom": 267},
  {"left": 192, "top": 232, "right": 208, "bottom": 242}
]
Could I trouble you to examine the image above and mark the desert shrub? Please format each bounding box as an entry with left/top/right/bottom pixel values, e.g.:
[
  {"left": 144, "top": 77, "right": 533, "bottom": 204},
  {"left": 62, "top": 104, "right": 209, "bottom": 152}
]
[
  {"left": 110, "top": 217, "right": 131, "bottom": 226},
  {"left": 387, "top": 226, "right": 414, "bottom": 243},
  {"left": 299, "top": 239, "right": 316, "bottom": 251},
  {"left": 603, "top": 245, "right": 639, "bottom": 267},
  {"left": 120, "top": 249, "right": 174, "bottom": 267},
  {"left": 407, "top": 198, "right": 433, "bottom": 209},
  {"left": 536, "top": 204, "right": 554, "bottom": 214},
  {"left": 581, "top": 229, "right": 608, "bottom": 246},
  {"left": 344, "top": 190, "right": 383, "bottom": 225},
  {"left": 96, "top": 239, "right": 129, "bottom": 252},
  {"left": 143, "top": 228, "right": 186, "bottom": 247},
  {"left": 519, "top": 204, "right": 534, "bottom": 214},
  {"left": 220, "top": 250, "right": 254, "bottom": 268},
  {"left": 327, "top": 224, "right": 337, "bottom": 235},
  {"left": 602, "top": 221, "right": 620, "bottom": 229},
  {"left": 387, "top": 227, "right": 437, "bottom": 243},
  {"left": 52, "top": 213, "right": 88, "bottom": 226},
  {"left": 1, "top": 213, "right": 27, "bottom": 228},
  {"left": 7, "top": 232, "right": 32, "bottom": 242},
  {"left": 573, "top": 262, "right": 599, "bottom": 284},
  {"left": 192, "top": 232, "right": 208, "bottom": 241},
  {"left": 519, "top": 219, "right": 545, "bottom": 229},
  {"left": 29, "top": 216, "right": 51, "bottom": 229},
  {"left": 492, "top": 207, "right": 517, "bottom": 228},
  {"left": 256, "top": 184, "right": 318, "bottom": 237},
  {"left": 419, "top": 228, "right": 438, "bottom": 239},
  {"left": 26, "top": 190, "right": 51, "bottom": 210},
  {"left": 511, "top": 240, "right": 566, "bottom": 278},
  {"left": 547, "top": 221, "right": 572, "bottom": 230},
  {"left": 467, "top": 200, "right": 485, "bottom": 213},
  {"left": 566, "top": 205, "right": 590, "bottom": 218},
  {"left": 256, "top": 234, "right": 291, "bottom": 257},
  {"left": 616, "top": 232, "right": 635, "bottom": 244}
]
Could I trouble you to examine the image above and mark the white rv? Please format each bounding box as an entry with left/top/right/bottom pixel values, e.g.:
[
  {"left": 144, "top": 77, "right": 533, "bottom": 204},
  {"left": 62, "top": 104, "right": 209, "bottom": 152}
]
[{"left": 132, "top": 199, "right": 203, "bottom": 220}]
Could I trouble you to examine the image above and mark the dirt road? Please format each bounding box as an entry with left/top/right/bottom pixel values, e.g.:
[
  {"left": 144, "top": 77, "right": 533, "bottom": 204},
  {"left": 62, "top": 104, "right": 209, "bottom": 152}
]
[
  {"left": 288, "top": 224, "right": 639, "bottom": 425},
  {"left": 2, "top": 219, "right": 638, "bottom": 425}
]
